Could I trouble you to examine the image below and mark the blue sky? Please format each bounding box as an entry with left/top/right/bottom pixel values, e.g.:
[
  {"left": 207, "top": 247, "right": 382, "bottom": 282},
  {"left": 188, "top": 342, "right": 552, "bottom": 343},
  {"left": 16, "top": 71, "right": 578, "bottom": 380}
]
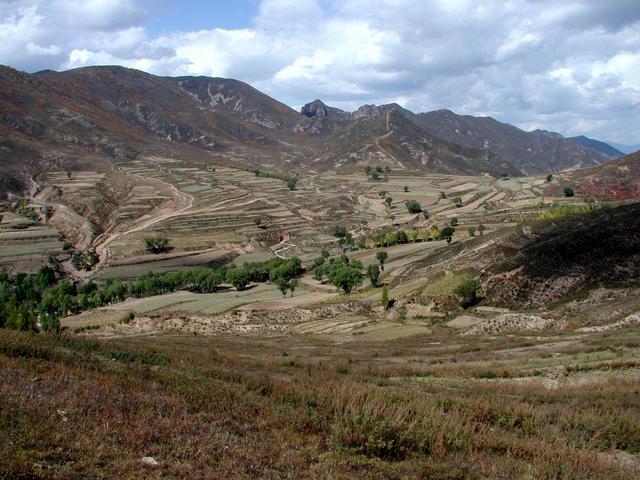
[
  {"left": 146, "top": 1, "right": 258, "bottom": 35},
  {"left": 0, "top": 0, "right": 639, "bottom": 144}
]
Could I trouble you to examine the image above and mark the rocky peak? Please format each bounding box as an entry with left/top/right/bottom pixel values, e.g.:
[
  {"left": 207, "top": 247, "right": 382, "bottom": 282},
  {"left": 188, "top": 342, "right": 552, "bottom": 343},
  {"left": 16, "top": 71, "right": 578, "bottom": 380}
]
[
  {"left": 300, "top": 99, "right": 347, "bottom": 119},
  {"left": 352, "top": 104, "right": 382, "bottom": 120}
]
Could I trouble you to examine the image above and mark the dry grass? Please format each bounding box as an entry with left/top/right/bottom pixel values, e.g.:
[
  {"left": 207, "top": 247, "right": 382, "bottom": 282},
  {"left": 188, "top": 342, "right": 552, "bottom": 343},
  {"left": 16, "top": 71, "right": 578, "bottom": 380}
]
[{"left": 1, "top": 327, "right": 639, "bottom": 479}]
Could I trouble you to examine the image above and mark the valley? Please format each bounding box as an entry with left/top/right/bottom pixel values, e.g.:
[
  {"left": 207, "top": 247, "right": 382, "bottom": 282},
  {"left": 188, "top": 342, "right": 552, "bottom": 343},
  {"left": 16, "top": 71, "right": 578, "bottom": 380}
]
[{"left": 1, "top": 65, "right": 639, "bottom": 479}]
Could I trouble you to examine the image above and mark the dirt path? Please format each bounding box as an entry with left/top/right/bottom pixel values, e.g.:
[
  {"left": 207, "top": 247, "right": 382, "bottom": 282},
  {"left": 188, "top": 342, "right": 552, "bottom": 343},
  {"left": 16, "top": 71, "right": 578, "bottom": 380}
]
[
  {"left": 92, "top": 174, "right": 194, "bottom": 269},
  {"left": 274, "top": 239, "right": 296, "bottom": 259},
  {"left": 373, "top": 111, "right": 406, "bottom": 169}
]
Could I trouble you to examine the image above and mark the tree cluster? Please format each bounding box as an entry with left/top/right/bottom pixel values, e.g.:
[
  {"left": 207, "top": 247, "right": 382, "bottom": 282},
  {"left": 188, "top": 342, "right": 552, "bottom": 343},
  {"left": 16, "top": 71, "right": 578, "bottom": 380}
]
[
  {"left": 312, "top": 254, "right": 363, "bottom": 294},
  {"left": 0, "top": 257, "right": 304, "bottom": 334}
]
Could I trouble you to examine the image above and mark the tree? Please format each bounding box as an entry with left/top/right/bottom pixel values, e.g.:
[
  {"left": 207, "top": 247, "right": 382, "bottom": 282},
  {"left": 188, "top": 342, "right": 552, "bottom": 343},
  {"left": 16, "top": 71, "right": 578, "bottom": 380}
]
[
  {"left": 403, "top": 185, "right": 409, "bottom": 192},
  {"left": 286, "top": 177, "right": 297, "bottom": 190},
  {"left": 396, "top": 230, "right": 409, "bottom": 244},
  {"left": 450, "top": 217, "right": 458, "bottom": 226},
  {"left": 378, "top": 190, "right": 387, "bottom": 198},
  {"left": 376, "top": 251, "right": 388, "bottom": 270},
  {"left": 276, "top": 277, "right": 290, "bottom": 297},
  {"left": 405, "top": 200, "right": 422, "bottom": 213},
  {"left": 366, "top": 264, "right": 380, "bottom": 287},
  {"left": 440, "top": 191, "right": 447, "bottom": 199},
  {"left": 144, "top": 235, "right": 170, "bottom": 254},
  {"left": 385, "top": 197, "right": 393, "bottom": 208},
  {"left": 383, "top": 165, "right": 391, "bottom": 173},
  {"left": 478, "top": 224, "right": 486, "bottom": 235},
  {"left": 253, "top": 216, "right": 262, "bottom": 226},
  {"left": 330, "top": 265, "right": 363, "bottom": 294},
  {"left": 468, "top": 227, "right": 476, "bottom": 237},
  {"left": 380, "top": 285, "right": 390, "bottom": 308},
  {"left": 546, "top": 174, "right": 553, "bottom": 182},
  {"left": 411, "top": 230, "right": 420, "bottom": 242},
  {"left": 332, "top": 225, "right": 348, "bottom": 238},
  {"left": 289, "top": 278, "right": 298, "bottom": 297},
  {"left": 364, "top": 165, "right": 372, "bottom": 175},
  {"left": 564, "top": 186, "right": 575, "bottom": 197},
  {"left": 371, "top": 171, "right": 380, "bottom": 181},
  {"left": 226, "top": 267, "right": 250, "bottom": 291},
  {"left": 441, "top": 226, "right": 455, "bottom": 244},
  {"left": 452, "top": 196, "right": 463, "bottom": 208},
  {"left": 454, "top": 279, "right": 481, "bottom": 308}
]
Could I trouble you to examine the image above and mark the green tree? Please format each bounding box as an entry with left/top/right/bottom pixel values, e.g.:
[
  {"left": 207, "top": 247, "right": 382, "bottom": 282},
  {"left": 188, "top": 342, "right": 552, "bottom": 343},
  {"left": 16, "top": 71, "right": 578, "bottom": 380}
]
[
  {"left": 144, "top": 235, "right": 170, "bottom": 254},
  {"left": 478, "top": 224, "right": 486, "bottom": 235},
  {"left": 468, "top": 227, "right": 476, "bottom": 237},
  {"left": 330, "top": 265, "right": 363, "bottom": 294},
  {"left": 441, "top": 226, "right": 455, "bottom": 244},
  {"left": 396, "top": 230, "right": 409, "bottom": 244},
  {"left": 564, "top": 186, "right": 575, "bottom": 197},
  {"left": 286, "top": 177, "right": 297, "bottom": 190},
  {"left": 371, "top": 170, "right": 380, "bottom": 181},
  {"left": 403, "top": 185, "right": 409, "bottom": 192},
  {"left": 454, "top": 279, "right": 481, "bottom": 308},
  {"left": 546, "top": 174, "right": 553, "bottom": 182},
  {"left": 452, "top": 196, "right": 463, "bottom": 207},
  {"left": 380, "top": 285, "right": 390, "bottom": 308},
  {"left": 405, "top": 200, "right": 422, "bottom": 213},
  {"left": 366, "top": 264, "right": 380, "bottom": 287},
  {"left": 289, "top": 278, "right": 298, "bottom": 297},
  {"left": 226, "top": 267, "right": 250, "bottom": 291},
  {"left": 450, "top": 217, "right": 458, "bottom": 226},
  {"left": 364, "top": 165, "right": 372, "bottom": 175},
  {"left": 385, "top": 197, "right": 393, "bottom": 208},
  {"left": 376, "top": 251, "right": 388, "bottom": 270}
]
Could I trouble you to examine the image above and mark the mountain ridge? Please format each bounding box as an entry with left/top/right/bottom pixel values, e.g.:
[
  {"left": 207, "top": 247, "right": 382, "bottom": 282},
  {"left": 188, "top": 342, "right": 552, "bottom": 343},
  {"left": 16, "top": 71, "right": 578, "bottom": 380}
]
[{"left": 0, "top": 64, "right": 615, "bottom": 197}]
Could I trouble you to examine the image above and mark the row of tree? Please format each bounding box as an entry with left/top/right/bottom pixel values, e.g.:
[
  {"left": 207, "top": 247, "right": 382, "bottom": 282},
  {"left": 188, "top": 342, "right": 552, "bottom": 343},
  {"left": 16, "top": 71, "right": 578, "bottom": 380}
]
[{"left": 0, "top": 257, "right": 304, "bottom": 333}]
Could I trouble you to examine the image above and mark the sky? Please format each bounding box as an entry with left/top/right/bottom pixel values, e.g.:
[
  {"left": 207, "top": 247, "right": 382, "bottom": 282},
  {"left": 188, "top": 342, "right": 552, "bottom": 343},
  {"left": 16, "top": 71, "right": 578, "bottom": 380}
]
[{"left": 0, "top": 0, "right": 639, "bottom": 144}]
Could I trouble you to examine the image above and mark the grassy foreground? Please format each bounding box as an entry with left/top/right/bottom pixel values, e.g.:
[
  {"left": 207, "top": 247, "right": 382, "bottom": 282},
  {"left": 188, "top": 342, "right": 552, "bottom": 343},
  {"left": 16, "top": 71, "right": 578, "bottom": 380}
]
[{"left": 1, "top": 329, "right": 639, "bottom": 479}]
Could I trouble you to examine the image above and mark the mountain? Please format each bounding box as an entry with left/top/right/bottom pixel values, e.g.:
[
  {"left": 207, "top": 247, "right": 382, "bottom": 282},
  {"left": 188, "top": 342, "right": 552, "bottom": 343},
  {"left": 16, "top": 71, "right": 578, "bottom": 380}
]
[
  {"left": 568, "top": 135, "right": 623, "bottom": 158},
  {"left": 411, "top": 109, "right": 610, "bottom": 175},
  {"left": 607, "top": 141, "right": 640, "bottom": 155},
  {"left": 0, "top": 64, "right": 612, "bottom": 197}
]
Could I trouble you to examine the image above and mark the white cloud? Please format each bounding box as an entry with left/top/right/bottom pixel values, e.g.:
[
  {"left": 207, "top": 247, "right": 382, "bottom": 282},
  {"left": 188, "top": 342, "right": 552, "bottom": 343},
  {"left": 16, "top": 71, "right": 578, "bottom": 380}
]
[{"left": 0, "top": 0, "right": 639, "bottom": 143}]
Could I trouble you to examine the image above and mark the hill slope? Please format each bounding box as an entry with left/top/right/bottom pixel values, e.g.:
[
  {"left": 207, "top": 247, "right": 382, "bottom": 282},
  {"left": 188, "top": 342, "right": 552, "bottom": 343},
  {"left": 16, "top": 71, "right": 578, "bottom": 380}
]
[{"left": 412, "top": 109, "right": 610, "bottom": 174}]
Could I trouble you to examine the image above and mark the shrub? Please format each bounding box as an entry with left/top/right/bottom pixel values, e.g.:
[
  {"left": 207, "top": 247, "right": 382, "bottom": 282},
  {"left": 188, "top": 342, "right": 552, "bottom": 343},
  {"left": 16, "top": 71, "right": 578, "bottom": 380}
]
[
  {"left": 454, "top": 279, "right": 481, "bottom": 308},
  {"left": 144, "top": 235, "right": 170, "bottom": 254},
  {"left": 405, "top": 200, "right": 422, "bottom": 213},
  {"left": 564, "top": 186, "right": 575, "bottom": 197}
]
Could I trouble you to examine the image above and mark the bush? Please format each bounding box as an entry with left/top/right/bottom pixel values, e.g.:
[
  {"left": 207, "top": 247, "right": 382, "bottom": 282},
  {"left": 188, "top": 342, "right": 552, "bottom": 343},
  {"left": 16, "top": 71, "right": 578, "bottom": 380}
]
[
  {"left": 564, "top": 186, "right": 575, "bottom": 197},
  {"left": 405, "top": 200, "right": 422, "bottom": 213},
  {"left": 454, "top": 279, "right": 481, "bottom": 308},
  {"left": 144, "top": 235, "right": 170, "bottom": 254}
]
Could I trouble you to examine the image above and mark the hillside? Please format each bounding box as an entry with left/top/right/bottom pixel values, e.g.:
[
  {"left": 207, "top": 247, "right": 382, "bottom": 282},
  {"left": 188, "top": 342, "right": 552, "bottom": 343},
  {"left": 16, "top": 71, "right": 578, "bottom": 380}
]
[
  {"left": 412, "top": 109, "right": 610, "bottom": 174},
  {"left": 569, "top": 135, "right": 623, "bottom": 159},
  {"left": 0, "top": 65, "right": 615, "bottom": 198}
]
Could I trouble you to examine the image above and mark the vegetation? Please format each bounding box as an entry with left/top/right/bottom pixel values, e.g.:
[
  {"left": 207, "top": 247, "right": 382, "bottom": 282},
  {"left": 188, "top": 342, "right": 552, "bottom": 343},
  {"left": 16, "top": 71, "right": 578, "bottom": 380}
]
[
  {"left": 375, "top": 251, "right": 388, "bottom": 271},
  {"left": 0, "top": 258, "right": 304, "bottom": 332},
  {"left": 313, "top": 255, "right": 363, "bottom": 294},
  {"left": 144, "top": 235, "right": 170, "bottom": 254},
  {"left": 71, "top": 248, "right": 98, "bottom": 271},
  {"left": 440, "top": 226, "right": 455, "bottom": 244},
  {"left": 366, "top": 264, "right": 380, "bottom": 287},
  {"left": 564, "top": 186, "right": 575, "bottom": 197},
  {"left": 405, "top": 199, "right": 422, "bottom": 213},
  {"left": 252, "top": 168, "right": 298, "bottom": 190},
  {"left": 454, "top": 279, "right": 482, "bottom": 307}
]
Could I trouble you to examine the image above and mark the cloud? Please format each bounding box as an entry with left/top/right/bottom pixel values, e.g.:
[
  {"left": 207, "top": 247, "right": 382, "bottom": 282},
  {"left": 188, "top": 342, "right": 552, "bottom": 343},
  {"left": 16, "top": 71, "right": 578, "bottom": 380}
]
[{"left": 0, "top": 0, "right": 638, "bottom": 143}]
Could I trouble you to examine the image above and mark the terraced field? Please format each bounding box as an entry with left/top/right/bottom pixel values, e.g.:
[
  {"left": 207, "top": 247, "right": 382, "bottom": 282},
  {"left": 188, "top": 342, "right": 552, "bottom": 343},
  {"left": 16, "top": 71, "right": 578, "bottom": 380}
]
[{"left": 0, "top": 208, "right": 65, "bottom": 273}]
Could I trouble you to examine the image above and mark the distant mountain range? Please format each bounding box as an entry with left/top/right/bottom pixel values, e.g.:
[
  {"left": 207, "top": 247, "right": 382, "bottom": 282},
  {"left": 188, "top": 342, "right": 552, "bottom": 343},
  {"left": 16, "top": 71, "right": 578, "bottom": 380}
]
[
  {"left": 569, "top": 136, "right": 624, "bottom": 158},
  {"left": 0, "top": 64, "right": 622, "bottom": 196},
  {"left": 606, "top": 141, "right": 640, "bottom": 155}
]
